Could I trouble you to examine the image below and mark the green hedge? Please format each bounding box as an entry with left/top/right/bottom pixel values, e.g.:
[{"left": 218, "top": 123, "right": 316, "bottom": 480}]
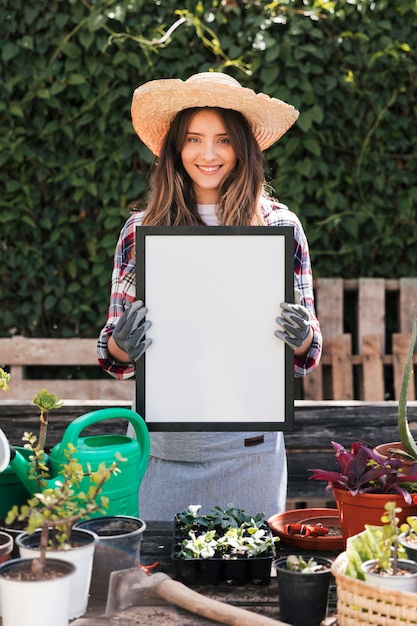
[{"left": 1, "top": 0, "right": 416, "bottom": 338}]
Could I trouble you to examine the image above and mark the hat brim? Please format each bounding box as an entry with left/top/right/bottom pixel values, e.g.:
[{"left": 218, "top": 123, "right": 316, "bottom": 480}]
[{"left": 131, "top": 76, "right": 299, "bottom": 156}]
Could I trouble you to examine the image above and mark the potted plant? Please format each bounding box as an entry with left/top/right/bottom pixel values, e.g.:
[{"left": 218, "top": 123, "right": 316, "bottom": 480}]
[
  {"left": 0, "top": 431, "right": 125, "bottom": 626},
  {"left": 343, "top": 501, "right": 417, "bottom": 593},
  {"left": 273, "top": 554, "right": 333, "bottom": 626},
  {"left": 173, "top": 504, "right": 279, "bottom": 586},
  {"left": 309, "top": 440, "right": 417, "bottom": 545}
]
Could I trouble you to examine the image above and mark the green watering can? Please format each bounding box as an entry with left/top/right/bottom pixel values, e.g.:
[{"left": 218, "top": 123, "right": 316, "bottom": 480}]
[{"left": 0, "top": 408, "right": 150, "bottom": 518}]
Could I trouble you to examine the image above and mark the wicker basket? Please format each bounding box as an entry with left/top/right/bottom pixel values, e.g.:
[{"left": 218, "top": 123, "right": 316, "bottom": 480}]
[{"left": 331, "top": 552, "right": 417, "bottom": 625}]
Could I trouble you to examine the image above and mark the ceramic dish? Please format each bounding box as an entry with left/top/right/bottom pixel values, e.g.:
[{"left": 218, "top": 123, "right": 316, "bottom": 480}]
[{"left": 267, "top": 508, "right": 343, "bottom": 551}]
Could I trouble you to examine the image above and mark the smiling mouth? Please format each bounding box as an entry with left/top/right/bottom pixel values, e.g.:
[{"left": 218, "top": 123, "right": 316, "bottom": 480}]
[{"left": 197, "top": 165, "right": 221, "bottom": 173}]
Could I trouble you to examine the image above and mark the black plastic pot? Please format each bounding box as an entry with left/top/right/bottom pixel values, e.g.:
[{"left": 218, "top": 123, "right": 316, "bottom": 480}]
[
  {"left": 274, "top": 556, "right": 333, "bottom": 626},
  {"left": 173, "top": 552, "right": 273, "bottom": 586}
]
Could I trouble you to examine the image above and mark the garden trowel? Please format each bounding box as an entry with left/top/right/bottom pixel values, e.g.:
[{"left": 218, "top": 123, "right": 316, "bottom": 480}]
[{"left": 105, "top": 567, "right": 288, "bottom": 626}]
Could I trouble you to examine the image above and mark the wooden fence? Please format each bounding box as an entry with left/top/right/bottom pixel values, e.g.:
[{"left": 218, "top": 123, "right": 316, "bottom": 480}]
[{"left": 1, "top": 278, "right": 417, "bottom": 402}]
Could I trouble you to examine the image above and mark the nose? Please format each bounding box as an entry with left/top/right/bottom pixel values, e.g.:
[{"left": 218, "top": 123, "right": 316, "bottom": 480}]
[{"left": 200, "top": 139, "right": 217, "bottom": 161}]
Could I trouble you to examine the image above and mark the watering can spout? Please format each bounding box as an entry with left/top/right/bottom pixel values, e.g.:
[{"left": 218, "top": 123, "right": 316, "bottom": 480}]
[
  {"left": 0, "top": 430, "right": 49, "bottom": 495},
  {"left": 9, "top": 448, "right": 52, "bottom": 494},
  {"left": 0, "top": 429, "right": 60, "bottom": 494}
]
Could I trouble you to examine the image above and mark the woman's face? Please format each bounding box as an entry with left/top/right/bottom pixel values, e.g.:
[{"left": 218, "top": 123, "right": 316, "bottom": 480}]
[{"left": 180, "top": 108, "right": 238, "bottom": 204}]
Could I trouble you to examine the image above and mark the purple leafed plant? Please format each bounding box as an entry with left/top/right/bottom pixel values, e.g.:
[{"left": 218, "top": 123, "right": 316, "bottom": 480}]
[{"left": 309, "top": 441, "right": 417, "bottom": 503}]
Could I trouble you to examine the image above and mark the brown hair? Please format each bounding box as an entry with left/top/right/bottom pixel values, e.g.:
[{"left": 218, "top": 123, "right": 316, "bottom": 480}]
[{"left": 141, "top": 107, "right": 268, "bottom": 226}]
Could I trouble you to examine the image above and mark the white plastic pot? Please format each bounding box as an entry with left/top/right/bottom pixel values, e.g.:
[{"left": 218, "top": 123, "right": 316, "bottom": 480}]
[
  {"left": 362, "top": 558, "right": 417, "bottom": 593},
  {"left": 0, "top": 557, "right": 75, "bottom": 626},
  {"left": 17, "top": 528, "right": 97, "bottom": 619}
]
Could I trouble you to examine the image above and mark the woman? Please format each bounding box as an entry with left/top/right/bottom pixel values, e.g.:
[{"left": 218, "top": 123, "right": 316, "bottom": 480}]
[{"left": 98, "top": 72, "right": 322, "bottom": 520}]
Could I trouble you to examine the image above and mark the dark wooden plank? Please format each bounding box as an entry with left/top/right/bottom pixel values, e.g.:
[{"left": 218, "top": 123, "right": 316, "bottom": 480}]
[
  {"left": 289, "top": 401, "right": 415, "bottom": 448},
  {"left": 2, "top": 400, "right": 416, "bottom": 505},
  {"left": 0, "top": 401, "right": 131, "bottom": 446}
]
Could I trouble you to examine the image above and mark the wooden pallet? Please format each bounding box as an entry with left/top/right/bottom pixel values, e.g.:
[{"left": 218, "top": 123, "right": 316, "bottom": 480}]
[{"left": 301, "top": 277, "right": 417, "bottom": 401}]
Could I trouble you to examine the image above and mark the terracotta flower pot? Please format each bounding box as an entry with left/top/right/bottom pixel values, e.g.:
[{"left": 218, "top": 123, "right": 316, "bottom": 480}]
[
  {"left": 374, "top": 442, "right": 417, "bottom": 475},
  {"left": 332, "top": 487, "right": 417, "bottom": 547}
]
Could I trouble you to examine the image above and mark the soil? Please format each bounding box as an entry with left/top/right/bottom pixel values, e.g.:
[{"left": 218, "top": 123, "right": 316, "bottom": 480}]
[
  {"left": 366, "top": 562, "right": 415, "bottom": 577},
  {"left": 3, "top": 559, "right": 67, "bottom": 581},
  {"left": 0, "top": 517, "right": 26, "bottom": 531},
  {"left": 282, "top": 563, "right": 332, "bottom": 573},
  {"left": 325, "top": 525, "right": 342, "bottom": 537},
  {"left": 402, "top": 536, "right": 417, "bottom": 547}
]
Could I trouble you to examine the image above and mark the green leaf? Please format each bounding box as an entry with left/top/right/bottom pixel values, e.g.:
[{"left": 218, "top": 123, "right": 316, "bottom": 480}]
[
  {"left": 296, "top": 159, "right": 314, "bottom": 178},
  {"left": 2, "top": 43, "right": 19, "bottom": 61},
  {"left": 10, "top": 105, "right": 24, "bottom": 118},
  {"left": 88, "top": 13, "right": 107, "bottom": 32},
  {"left": 297, "top": 112, "right": 313, "bottom": 132},
  {"left": 304, "top": 138, "right": 321, "bottom": 157},
  {"left": 68, "top": 74, "right": 87, "bottom": 85},
  {"left": 60, "top": 41, "right": 81, "bottom": 59}
]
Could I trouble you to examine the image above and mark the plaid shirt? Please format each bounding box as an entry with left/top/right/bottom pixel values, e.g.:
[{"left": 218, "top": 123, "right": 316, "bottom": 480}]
[{"left": 97, "top": 201, "right": 322, "bottom": 379}]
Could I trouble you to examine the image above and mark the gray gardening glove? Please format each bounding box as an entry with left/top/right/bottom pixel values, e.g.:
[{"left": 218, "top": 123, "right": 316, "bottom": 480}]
[
  {"left": 112, "top": 300, "right": 152, "bottom": 362},
  {"left": 274, "top": 289, "right": 311, "bottom": 350}
]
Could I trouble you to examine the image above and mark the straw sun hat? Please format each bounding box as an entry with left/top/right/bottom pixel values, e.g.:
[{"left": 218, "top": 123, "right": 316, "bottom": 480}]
[{"left": 131, "top": 72, "right": 299, "bottom": 156}]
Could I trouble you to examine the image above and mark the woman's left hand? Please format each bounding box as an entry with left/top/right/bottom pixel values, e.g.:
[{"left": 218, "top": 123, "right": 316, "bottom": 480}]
[{"left": 274, "top": 300, "right": 311, "bottom": 351}]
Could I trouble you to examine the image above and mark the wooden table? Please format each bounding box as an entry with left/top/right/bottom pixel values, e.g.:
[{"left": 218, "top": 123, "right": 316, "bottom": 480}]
[{"left": 66, "top": 521, "right": 339, "bottom": 626}]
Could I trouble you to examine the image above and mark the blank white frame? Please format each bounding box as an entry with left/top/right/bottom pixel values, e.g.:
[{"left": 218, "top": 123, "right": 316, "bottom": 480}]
[{"left": 136, "top": 226, "right": 294, "bottom": 431}]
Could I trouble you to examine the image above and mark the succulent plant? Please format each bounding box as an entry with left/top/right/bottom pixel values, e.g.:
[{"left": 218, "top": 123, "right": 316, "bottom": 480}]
[{"left": 397, "top": 311, "right": 417, "bottom": 460}]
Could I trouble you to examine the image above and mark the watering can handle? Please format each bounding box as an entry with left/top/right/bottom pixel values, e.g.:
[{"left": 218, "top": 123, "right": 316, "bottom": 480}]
[{"left": 59, "top": 408, "right": 150, "bottom": 462}]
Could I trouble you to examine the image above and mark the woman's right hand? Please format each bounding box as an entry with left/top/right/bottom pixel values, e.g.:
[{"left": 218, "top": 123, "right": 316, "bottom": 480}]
[{"left": 110, "top": 300, "right": 152, "bottom": 362}]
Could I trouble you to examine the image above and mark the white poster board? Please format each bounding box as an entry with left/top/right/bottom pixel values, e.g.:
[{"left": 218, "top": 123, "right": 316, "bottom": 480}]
[{"left": 136, "top": 226, "right": 294, "bottom": 431}]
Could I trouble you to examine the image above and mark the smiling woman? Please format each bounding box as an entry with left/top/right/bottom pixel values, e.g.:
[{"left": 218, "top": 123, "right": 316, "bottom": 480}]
[{"left": 97, "top": 71, "right": 323, "bottom": 521}]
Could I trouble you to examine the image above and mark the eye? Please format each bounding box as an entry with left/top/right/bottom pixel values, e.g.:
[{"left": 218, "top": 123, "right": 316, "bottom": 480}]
[
  {"left": 218, "top": 137, "right": 230, "bottom": 144},
  {"left": 186, "top": 135, "right": 199, "bottom": 143}
]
